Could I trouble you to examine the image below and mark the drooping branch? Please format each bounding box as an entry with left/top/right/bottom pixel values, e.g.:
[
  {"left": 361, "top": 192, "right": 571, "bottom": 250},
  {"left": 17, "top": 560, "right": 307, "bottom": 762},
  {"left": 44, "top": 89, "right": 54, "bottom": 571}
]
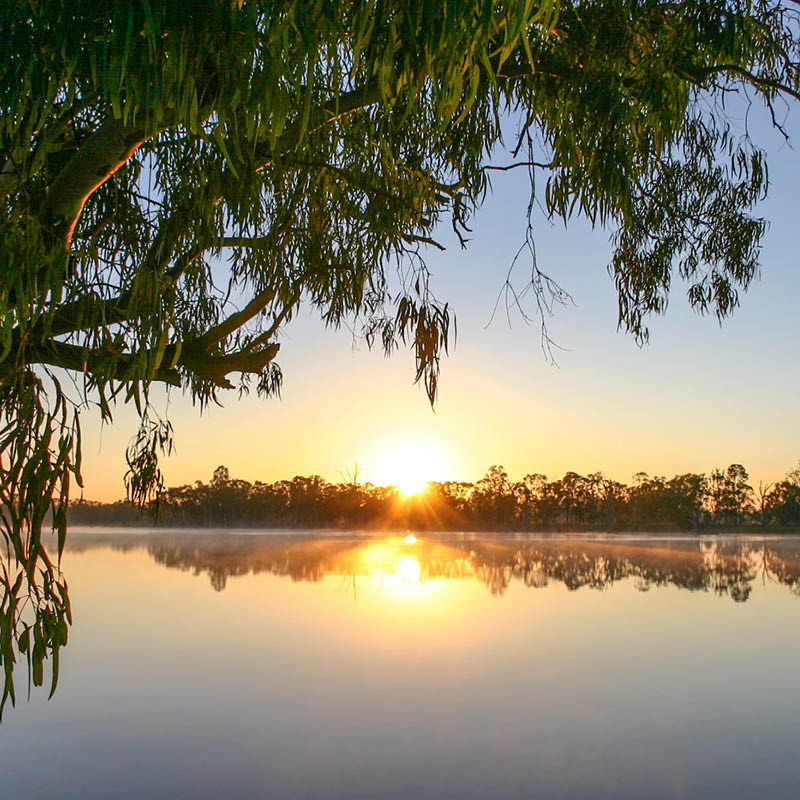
[
  {"left": 249, "top": 81, "right": 382, "bottom": 172},
  {"left": 6, "top": 334, "right": 281, "bottom": 391},
  {"left": 250, "top": 291, "right": 300, "bottom": 346},
  {"left": 179, "top": 341, "right": 281, "bottom": 389},
  {"left": 38, "top": 114, "right": 174, "bottom": 249},
  {"left": 1, "top": 338, "right": 180, "bottom": 386},
  {"left": 196, "top": 286, "right": 278, "bottom": 348},
  {"left": 15, "top": 242, "right": 208, "bottom": 344},
  {"left": 32, "top": 78, "right": 384, "bottom": 267},
  {"left": 36, "top": 56, "right": 559, "bottom": 274},
  {"left": 695, "top": 63, "right": 800, "bottom": 102}
]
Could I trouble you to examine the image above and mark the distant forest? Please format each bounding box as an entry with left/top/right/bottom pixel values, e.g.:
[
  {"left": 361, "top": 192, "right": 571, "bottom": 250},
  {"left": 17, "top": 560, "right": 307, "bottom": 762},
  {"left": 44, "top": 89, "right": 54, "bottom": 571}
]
[{"left": 69, "top": 461, "right": 800, "bottom": 532}]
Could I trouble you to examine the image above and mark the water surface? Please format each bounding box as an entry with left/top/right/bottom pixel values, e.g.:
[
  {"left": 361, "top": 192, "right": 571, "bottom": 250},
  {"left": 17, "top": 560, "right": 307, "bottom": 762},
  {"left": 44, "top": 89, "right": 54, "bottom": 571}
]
[{"left": 2, "top": 530, "right": 799, "bottom": 799}]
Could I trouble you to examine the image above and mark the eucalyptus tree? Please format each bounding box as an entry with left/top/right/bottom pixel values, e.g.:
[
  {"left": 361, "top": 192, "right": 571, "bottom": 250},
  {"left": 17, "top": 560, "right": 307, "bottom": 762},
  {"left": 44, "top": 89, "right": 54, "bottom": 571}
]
[{"left": 1, "top": 0, "right": 800, "bottom": 708}]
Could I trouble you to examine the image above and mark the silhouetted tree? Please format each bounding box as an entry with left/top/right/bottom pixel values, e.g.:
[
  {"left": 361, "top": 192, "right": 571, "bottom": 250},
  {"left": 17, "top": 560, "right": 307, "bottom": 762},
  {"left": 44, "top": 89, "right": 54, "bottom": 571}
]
[
  {"left": 767, "top": 482, "right": 800, "bottom": 527},
  {"left": 709, "top": 464, "right": 753, "bottom": 525},
  {"left": 212, "top": 466, "right": 230, "bottom": 486},
  {"left": 68, "top": 459, "right": 800, "bottom": 533}
]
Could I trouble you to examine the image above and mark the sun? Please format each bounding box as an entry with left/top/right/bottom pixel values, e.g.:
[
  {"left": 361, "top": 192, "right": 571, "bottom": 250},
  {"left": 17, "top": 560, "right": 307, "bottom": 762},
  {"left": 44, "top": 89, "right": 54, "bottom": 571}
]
[
  {"left": 394, "top": 469, "right": 429, "bottom": 496},
  {"left": 368, "top": 435, "right": 451, "bottom": 496}
]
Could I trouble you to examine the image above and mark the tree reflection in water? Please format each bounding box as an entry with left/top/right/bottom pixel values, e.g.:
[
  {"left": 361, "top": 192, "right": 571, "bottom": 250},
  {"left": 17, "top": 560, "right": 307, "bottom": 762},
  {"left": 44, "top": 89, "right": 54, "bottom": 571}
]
[
  {"left": 2, "top": 531, "right": 800, "bottom": 715},
  {"left": 65, "top": 531, "right": 800, "bottom": 600}
]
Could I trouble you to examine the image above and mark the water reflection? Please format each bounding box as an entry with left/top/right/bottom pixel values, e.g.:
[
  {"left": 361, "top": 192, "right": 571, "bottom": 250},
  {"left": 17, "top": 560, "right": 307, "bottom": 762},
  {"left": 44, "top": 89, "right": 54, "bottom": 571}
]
[
  {"left": 64, "top": 530, "right": 800, "bottom": 602},
  {"left": 4, "top": 531, "right": 799, "bottom": 718},
  {"left": 4, "top": 531, "right": 800, "bottom": 798}
]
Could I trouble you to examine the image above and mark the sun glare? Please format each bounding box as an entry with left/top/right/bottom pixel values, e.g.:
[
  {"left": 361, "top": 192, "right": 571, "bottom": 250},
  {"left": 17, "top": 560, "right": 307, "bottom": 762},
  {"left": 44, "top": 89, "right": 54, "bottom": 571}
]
[
  {"left": 397, "top": 474, "right": 428, "bottom": 496},
  {"left": 350, "top": 537, "right": 447, "bottom": 601},
  {"left": 368, "top": 436, "right": 451, "bottom": 495},
  {"left": 396, "top": 556, "right": 421, "bottom": 583}
]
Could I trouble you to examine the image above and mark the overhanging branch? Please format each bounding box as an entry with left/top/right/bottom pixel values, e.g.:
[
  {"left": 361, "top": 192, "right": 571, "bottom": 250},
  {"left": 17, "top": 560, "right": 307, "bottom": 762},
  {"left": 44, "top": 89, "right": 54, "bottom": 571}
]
[
  {"left": 5, "top": 335, "right": 281, "bottom": 391},
  {"left": 197, "top": 286, "right": 278, "bottom": 348},
  {"left": 39, "top": 113, "right": 174, "bottom": 249},
  {"left": 696, "top": 63, "right": 800, "bottom": 102}
]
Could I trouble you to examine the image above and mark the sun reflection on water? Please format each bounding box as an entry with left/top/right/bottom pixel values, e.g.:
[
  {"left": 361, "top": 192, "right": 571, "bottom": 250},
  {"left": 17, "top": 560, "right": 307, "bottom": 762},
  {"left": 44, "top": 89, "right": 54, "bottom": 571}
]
[
  {"left": 396, "top": 556, "right": 421, "bottom": 583},
  {"left": 350, "top": 536, "right": 445, "bottom": 599}
]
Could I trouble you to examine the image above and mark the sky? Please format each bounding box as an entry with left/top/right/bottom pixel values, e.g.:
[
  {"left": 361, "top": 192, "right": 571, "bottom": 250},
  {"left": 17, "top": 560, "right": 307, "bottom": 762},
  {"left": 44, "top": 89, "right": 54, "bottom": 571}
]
[{"left": 77, "top": 107, "right": 800, "bottom": 501}]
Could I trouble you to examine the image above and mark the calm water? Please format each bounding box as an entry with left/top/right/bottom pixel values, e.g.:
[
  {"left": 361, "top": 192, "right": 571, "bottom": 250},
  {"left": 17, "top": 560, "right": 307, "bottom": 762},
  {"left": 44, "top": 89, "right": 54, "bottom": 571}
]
[{"left": 2, "top": 530, "right": 800, "bottom": 799}]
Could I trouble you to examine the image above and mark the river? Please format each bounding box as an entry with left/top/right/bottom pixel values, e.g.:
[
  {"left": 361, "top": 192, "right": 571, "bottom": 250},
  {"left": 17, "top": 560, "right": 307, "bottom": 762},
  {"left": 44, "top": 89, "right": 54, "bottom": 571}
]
[{"left": 2, "top": 529, "right": 799, "bottom": 799}]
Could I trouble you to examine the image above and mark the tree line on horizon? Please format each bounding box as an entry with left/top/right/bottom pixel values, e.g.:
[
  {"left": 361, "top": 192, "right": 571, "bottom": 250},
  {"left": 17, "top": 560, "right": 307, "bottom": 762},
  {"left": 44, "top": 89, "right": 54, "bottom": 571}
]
[{"left": 69, "top": 461, "right": 800, "bottom": 532}]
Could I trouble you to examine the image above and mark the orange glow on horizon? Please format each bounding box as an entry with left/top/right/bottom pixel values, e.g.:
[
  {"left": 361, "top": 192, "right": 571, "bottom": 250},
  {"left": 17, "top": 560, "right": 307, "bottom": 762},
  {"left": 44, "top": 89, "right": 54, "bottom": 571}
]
[
  {"left": 366, "top": 434, "right": 452, "bottom": 496},
  {"left": 398, "top": 478, "right": 429, "bottom": 496}
]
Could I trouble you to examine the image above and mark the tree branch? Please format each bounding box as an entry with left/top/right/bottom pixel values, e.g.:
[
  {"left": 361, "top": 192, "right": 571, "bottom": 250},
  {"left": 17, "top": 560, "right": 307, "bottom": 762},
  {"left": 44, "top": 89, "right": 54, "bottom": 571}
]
[
  {"left": 38, "top": 113, "right": 173, "bottom": 249},
  {"left": 493, "top": 52, "right": 583, "bottom": 82},
  {"left": 250, "top": 291, "right": 300, "bottom": 347},
  {"left": 484, "top": 160, "right": 555, "bottom": 172},
  {"left": 695, "top": 63, "right": 800, "bottom": 102},
  {"left": 250, "top": 81, "right": 382, "bottom": 170},
  {"left": 5, "top": 334, "right": 281, "bottom": 391},
  {"left": 19, "top": 243, "right": 207, "bottom": 341},
  {"left": 34, "top": 78, "right": 382, "bottom": 258},
  {"left": 178, "top": 341, "right": 281, "bottom": 389},
  {"left": 196, "top": 286, "right": 278, "bottom": 348},
  {"left": 1, "top": 338, "right": 181, "bottom": 386}
]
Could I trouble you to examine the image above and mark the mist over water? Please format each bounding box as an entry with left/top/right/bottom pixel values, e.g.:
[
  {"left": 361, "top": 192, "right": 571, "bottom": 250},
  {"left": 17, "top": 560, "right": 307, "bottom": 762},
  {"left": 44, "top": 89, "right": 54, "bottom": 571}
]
[{"left": 3, "top": 530, "right": 799, "bottom": 799}]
